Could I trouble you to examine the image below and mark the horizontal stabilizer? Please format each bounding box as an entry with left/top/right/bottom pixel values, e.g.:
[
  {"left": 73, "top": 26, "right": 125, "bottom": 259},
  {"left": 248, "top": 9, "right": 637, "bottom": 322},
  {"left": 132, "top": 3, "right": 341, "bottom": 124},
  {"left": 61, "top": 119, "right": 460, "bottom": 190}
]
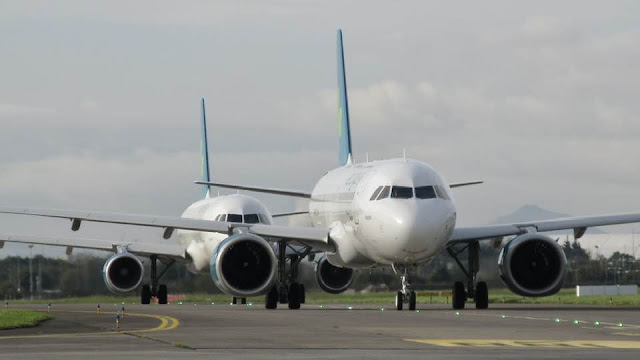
[
  {"left": 449, "top": 181, "right": 484, "bottom": 189},
  {"left": 194, "top": 181, "right": 311, "bottom": 198}
]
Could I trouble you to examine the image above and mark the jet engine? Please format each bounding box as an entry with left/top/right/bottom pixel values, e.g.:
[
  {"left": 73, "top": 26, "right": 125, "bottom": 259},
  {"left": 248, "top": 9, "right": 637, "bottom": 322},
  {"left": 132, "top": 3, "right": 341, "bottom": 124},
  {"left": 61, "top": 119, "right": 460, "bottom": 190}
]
[
  {"left": 315, "top": 256, "right": 354, "bottom": 294},
  {"left": 210, "top": 233, "right": 277, "bottom": 297},
  {"left": 102, "top": 252, "right": 144, "bottom": 294},
  {"left": 499, "top": 233, "right": 566, "bottom": 297}
]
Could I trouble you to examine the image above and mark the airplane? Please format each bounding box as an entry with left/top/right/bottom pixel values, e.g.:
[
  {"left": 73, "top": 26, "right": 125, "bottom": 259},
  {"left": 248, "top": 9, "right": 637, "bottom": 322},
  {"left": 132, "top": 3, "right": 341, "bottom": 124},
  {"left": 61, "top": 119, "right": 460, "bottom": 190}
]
[{"left": 3, "top": 30, "right": 640, "bottom": 311}]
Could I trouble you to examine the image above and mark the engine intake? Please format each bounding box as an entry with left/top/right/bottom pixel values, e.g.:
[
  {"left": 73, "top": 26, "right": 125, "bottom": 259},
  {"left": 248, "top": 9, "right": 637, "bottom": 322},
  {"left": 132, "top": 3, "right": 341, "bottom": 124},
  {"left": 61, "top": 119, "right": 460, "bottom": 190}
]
[
  {"left": 499, "top": 233, "right": 566, "bottom": 297},
  {"left": 103, "top": 252, "right": 144, "bottom": 294},
  {"left": 315, "top": 256, "right": 354, "bottom": 294},
  {"left": 210, "top": 233, "right": 277, "bottom": 297}
]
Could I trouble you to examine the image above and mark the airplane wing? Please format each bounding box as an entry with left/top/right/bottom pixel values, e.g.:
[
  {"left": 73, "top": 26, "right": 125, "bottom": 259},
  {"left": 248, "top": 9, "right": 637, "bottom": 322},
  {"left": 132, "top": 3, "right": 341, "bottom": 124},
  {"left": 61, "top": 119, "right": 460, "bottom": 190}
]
[
  {"left": 0, "top": 207, "right": 334, "bottom": 252},
  {"left": 449, "top": 181, "right": 484, "bottom": 188},
  {"left": 194, "top": 181, "right": 312, "bottom": 198},
  {"left": 449, "top": 212, "right": 640, "bottom": 243},
  {"left": 0, "top": 233, "right": 187, "bottom": 259}
]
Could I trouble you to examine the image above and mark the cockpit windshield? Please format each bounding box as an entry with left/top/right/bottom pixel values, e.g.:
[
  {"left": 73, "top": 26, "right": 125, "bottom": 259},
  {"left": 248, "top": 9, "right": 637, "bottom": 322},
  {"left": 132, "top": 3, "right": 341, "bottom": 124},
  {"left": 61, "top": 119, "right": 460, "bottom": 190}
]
[
  {"left": 215, "top": 213, "right": 269, "bottom": 224},
  {"left": 227, "top": 214, "right": 243, "bottom": 223},
  {"left": 415, "top": 186, "right": 437, "bottom": 199},
  {"left": 391, "top": 186, "right": 413, "bottom": 199},
  {"left": 244, "top": 214, "right": 260, "bottom": 224}
]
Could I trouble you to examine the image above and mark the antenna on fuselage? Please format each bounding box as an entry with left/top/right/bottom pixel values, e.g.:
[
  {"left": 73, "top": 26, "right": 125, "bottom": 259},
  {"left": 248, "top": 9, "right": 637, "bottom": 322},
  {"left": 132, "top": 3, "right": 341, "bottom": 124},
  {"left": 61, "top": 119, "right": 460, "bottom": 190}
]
[
  {"left": 403, "top": 148, "right": 406, "bottom": 161},
  {"left": 366, "top": 152, "right": 369, "bottom": 163}
]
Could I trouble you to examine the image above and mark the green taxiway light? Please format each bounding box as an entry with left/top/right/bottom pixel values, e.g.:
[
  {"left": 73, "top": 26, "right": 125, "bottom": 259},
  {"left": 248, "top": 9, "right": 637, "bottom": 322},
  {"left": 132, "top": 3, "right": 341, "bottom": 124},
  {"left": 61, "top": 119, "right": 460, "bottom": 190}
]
[
  {"left": 618, "top": 322, "right": 624, "bottom": 327},
  {"left": 248, "top": 303, "right": 253, "bottom": 306},
  {"left": 347, "top": 306, "right": 353, "bottom": 310},
  {"left": 501, "top": 315, "right": 506, "bottom": 319},
  {"left": 455, "top": 311, "right": 460, "bottom": 316},
  {"left": 320, "top": 305, "right": 324, "bottom": 309},
  {"left": 554, "top": 318, "right": 561, "bottom": 323},
  {"left": 178, "top": 301, "right": 183, "bottom": 305},
  {"left": 380, "top": 307, "right": 384, "bottom": 311},
  {"left": 573, "top": 320, "right": 579, "bottom": 325},
  {"left": 594, "top": 321, "right": 600, "bottom": 326},
  {"left": 416, "top": 310, "right": 420, "bottom": 313},
  {"left": 211, "top": 302, "right": 215, "bottom": 305}
]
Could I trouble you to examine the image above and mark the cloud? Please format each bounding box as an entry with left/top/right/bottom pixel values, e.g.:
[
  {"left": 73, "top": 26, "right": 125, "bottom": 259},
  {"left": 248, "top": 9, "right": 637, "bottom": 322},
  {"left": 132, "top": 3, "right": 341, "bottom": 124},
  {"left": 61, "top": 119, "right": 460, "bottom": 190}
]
[{"left": 0, "top": 103, "right": 55, "bottom": 118}]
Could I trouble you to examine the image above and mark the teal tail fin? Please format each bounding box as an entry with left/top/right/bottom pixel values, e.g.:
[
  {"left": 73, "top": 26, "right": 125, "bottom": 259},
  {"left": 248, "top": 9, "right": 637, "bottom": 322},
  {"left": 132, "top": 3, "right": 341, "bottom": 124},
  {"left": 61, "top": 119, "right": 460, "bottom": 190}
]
[
  {"left": 200, "top": 98, "right": 212, "bottom": 198},
  {"left": 337, "top": 29, "right": 353, "bottom": 166}
]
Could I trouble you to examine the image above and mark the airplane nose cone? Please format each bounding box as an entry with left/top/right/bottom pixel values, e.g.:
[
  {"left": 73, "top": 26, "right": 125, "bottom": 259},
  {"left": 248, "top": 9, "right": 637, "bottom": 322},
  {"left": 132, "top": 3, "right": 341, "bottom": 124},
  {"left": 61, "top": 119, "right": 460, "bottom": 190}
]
[{"left": 385, "top": 202, "right": 450, "bottom": 261}]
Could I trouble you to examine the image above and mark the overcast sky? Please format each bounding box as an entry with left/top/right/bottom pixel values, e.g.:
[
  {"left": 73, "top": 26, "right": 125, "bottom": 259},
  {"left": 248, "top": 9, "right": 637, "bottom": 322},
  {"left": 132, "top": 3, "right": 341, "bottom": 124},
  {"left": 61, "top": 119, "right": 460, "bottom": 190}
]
[{"left": 1, "top": 1, "right": 639, "bottom": 257}]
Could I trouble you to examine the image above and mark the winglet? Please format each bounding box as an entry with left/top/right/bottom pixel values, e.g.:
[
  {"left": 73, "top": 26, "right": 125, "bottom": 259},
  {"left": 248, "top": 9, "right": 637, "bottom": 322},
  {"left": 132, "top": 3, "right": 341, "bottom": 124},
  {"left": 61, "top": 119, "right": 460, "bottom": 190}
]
[
  {"left": 200, "top": 98, "right": 212, "bottom": 198},
  {"left": 337, "top": 29, "right": 353, "bottom": 166}
]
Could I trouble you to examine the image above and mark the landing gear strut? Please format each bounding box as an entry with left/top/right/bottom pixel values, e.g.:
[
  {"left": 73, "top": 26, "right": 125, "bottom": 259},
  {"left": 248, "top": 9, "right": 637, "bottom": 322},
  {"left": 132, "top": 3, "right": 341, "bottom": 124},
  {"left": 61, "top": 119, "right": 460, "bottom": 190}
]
[
  {"left": 264, "top": 242, "right": 309, "bottom": 310},
  {"left": 393, "top": 266, "right": 417, "bottom": 311},
  {"left": 447, "top": 241, "right": 488, "bottom": 309},
  {"left": 141, "top": 255, "right": 174, "bottom": 305}
]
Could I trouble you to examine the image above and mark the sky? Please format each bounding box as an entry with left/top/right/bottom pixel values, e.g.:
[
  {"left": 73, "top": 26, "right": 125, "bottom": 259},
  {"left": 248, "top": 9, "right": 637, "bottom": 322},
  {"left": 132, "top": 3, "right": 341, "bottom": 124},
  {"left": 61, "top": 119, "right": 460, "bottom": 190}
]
[{"left": 1, "top": 0, "right": 640, "bottom": 257}]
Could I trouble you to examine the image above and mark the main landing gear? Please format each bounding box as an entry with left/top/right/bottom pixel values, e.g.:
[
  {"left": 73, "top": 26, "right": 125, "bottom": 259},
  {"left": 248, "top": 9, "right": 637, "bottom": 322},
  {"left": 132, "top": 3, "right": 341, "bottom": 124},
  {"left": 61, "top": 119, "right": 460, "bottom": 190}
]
[
  {"left": 265, "top": 241, "right": 309, "bottom": 310},
  {"left": 141, "top": 255, "right": 175, "bottom": 305},
  {"left": 393, "top": 266, "right": 417, "bottom": 311},
  {"left": 447, "top": 241, "right": 489, "bottom": 310}
]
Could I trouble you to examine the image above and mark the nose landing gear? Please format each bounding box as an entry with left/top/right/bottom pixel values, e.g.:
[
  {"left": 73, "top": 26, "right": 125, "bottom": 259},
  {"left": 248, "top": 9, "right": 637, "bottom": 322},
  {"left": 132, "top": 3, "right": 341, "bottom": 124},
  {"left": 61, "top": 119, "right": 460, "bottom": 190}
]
[
  {"left": 447, "top": 241, "right": 489, "bottom": 309},
  {"left": 393, "top": 265, "right": 417, "bottom": 311}
]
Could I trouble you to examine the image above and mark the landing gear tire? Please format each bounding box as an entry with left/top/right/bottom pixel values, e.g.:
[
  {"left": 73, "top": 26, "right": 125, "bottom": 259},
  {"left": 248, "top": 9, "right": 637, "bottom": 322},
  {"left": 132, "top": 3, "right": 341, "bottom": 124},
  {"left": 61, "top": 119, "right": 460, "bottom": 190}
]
[
  {"left": 299, "top": 284, "right": 306, "bottom": 304},
  {"left": 395, "top": 291, "right": 404, "bottom": 311},
  {"left": 475, "top": 281, "right": 489, "bottom": 309},
  {"left": 141, "top": 284, "right": 151, "bottom": 304},
  {"left": 241, "top": 297, "right": 247, "bottom": 305},
  {"left": 408, "top": 291, "right": 417, "bottom": 311},
  {"left": 452, "top": 281, "right": 466, "bottom": 310},
  {"left": 288, "top": 283, "right": 301, "bottom": 310},
  {"left": 266, "top": 286, "right": 278, "bottom": 310},
  {"left": 157, "top": 284, "right": 168, "bottom": 304},
  {"left": 232, "top": 297, "right": 237, "bottom": 305}
]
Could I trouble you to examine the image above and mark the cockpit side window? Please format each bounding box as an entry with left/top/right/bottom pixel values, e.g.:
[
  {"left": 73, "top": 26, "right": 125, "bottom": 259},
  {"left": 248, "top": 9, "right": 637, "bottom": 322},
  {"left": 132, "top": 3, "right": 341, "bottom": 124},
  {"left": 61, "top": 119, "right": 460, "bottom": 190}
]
[
  {"left": 370, "top": 186, "right": 383, "bottom": 201},
  {"left": 415, "top": 186, "right": 437, "bottom": 199},
  {"left": 258, "top": 214, "right": 271, "bottom": 225},
  {"left": 377, "top": 186, "right": 391, "bottom": 200},
  {"left": 391, "top": 186, "right": 413, "bottom": 199},
  {"left": 244, "top": 214, "right": 260, "bottom": 224},
  {"left": 214, "top": 214, "right": 221, "bottom": 221},
  {"left": 220, "top": 214, "right": 227, "bottom": 222},
  {"left": 434, "top": 185, "right": 450, "bottom": 200},
  {"left": 227, "top": 214, "right": 242, "bottom": 223}
]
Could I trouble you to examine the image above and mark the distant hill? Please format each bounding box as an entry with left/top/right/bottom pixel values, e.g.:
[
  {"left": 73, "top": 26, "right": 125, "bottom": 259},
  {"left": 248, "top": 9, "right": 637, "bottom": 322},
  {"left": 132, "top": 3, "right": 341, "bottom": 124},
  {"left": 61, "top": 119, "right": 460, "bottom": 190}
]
[{"left": 492, "top": 204, "right": 606, "bottom": 235}]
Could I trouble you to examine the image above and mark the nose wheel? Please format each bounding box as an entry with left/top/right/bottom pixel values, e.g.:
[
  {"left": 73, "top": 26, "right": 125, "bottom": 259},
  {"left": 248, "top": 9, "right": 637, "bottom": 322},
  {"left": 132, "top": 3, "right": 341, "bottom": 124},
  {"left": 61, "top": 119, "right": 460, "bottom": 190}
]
[
  {"left": 393, "top": 266, "right": 418, "bottom": 311},
  {"left": 447, "top": 241, "right": 489, "bottom": 309}
]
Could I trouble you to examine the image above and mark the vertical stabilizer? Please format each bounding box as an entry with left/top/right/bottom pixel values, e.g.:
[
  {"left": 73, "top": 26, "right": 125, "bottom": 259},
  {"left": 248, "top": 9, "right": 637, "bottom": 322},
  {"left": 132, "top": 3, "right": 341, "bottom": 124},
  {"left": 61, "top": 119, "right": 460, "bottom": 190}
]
[
  {"left": 200, "top": 98, "right": 212, "bottom": 198},
  {"left": 337, "top": 29, "right": 353, "bottom": 166}
]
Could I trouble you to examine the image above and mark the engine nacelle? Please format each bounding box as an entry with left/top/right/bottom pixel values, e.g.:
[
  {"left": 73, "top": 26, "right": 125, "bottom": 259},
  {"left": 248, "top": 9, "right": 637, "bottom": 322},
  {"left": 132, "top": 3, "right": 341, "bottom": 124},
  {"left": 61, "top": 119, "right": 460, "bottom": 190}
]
[
  {"left": 102, "top": 252, "right": 144, "bottom": 294},
  {"left": 499, "top": 233, "right": 566, "bottom": 297},
  {"left": 315, "top": 256, "right": 354, "bottom": 294},
  {"left": 210, "top": 233, "right": 277, "bottom": 297}
]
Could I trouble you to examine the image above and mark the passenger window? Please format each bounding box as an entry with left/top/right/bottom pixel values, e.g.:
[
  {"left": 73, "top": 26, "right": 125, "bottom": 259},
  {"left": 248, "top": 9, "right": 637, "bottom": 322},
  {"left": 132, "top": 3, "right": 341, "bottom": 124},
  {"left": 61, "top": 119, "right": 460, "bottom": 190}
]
[
  {"left": 377, "top": 186, "right": 390, "bottom": 200},
  {"left": 415, "top": 186, "right": 437, "bottom": 199},
  {"left": 244, "top": 214, "right": 260, "bottom": 224},
  {"left": 434, "top": 185, "right": 450, "bottom": 200},
  {"left": 227, "top": 214, "right": 242, "bottom": 223},
  {"left": 370, "top": 186, "right": 383, "bottom": 201},
  {"left": 391, "top": 186, "right": 413, "bottom": 199}
]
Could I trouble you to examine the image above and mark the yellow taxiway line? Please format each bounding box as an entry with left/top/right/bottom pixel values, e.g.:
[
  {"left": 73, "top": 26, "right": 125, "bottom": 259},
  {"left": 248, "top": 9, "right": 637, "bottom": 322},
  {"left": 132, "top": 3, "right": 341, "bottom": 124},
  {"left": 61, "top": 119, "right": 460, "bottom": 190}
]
[
  {"left": 0, "top": 310, "right": 179, "bottom": 340},
  {"left": 406, "top": 339, "right": 640, "bottom": 349}
]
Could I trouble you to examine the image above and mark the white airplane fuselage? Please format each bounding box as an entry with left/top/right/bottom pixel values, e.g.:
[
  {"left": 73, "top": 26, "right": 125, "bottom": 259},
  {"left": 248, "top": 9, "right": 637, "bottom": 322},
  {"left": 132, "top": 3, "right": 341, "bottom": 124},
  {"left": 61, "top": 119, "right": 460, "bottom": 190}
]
[
  {"left": 177, "top": 194, "right": 274, "bottom": 272},
  {"left": 309, "top": 158, "right": 457, "bottom": 269},
  {"left": 176, "top": 158, "right": 456, "bottom": 274}
]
